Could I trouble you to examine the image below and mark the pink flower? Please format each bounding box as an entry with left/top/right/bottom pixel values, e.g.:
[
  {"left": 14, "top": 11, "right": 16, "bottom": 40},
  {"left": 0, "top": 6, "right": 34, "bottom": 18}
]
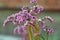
[
  {"left": 25, "top": 13, "right": 32, "bottom": 19},
  {"left": 38, "top": 19, "right": 45, "bottom": 28},
  {"left": 45, "top": 16, "right": 54, "bottom": 23},
  {"left": 30, "top": 5, "right": 44, "bottom": 14},
  {"left": 21, "top": 26, "right": 26, "bottom": 31},
  {"left": 24, "top": 21, "right": 29, "bottom": 26},
  {"left": 48, "top": 28, "right": 54, "bottom": 33},
  {"left": 30, "top": 16, "right": 37, "bottom": 23},
  {"left": 30, "top": 0, "right": 37, "bottom": 4},
  {"left": 22, "top": 10, "right": 28, "bottom": 14},
  {"left": 3, "top": 19, "right": 9, "bottom": 27},
  {"left": 39, "top": 5, "right": 44, "bottom": 12},
  {"left": 21, "top": 6, "right": 27, "bottom": 10},
  {"left": 14, "top": 14, "right": 24, "bottom": 24},
  {"left": 13, "top": 26, "right": 21, "bottom": 34},
  {"left": 21, "top": 26, "right": 27, "bottom": 35}
]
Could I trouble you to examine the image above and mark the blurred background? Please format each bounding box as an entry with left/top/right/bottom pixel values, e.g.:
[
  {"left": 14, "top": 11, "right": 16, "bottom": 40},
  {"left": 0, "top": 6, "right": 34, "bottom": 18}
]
[
  {"left": 0, "top": 0, "right": 60, "bottom": 40},
  {"left": 0, "top": 0, "right": 60, "bottom": 10}
]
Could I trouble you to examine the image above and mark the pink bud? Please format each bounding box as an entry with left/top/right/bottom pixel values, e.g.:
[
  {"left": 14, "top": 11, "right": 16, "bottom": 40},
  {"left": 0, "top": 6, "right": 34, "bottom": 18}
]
[
  {"left": 45, "top": 16, "right": 54, "bottom": 23},
  {"left": 48, "top": 28, "right": 54, "bottom": 33},
  {"left": 22, "top": 6, "right": 27, "bottom": 10},
  {"left": 13, "top": 26, "right": 21, "bottom": 34},
  {"left": 3, "top": 19, "right": 9, "bottom": 27},
  {"left": 39, "top": 6, "right": 44, "bottom": 11},
  {"left": 38, "top": 19, "right": 45, "bottom": 28},
  {"left": 24, "top": 21, "right": 29, "bottom": 26},
  {"left": 30, "top": 0, "right": 37, "bottom": 4},
  {"left": 21, "top": 26, "right": 26, "bottom": 31}
]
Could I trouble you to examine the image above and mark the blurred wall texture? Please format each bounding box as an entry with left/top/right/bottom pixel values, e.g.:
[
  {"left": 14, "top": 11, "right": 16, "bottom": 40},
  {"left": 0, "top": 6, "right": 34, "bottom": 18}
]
[{"left": 0, "top": 0, "right": 60, "bottom": 10}]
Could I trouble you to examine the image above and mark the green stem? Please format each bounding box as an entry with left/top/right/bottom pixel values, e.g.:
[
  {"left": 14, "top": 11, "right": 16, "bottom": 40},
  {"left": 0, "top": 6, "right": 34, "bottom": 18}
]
[
  {"left": 46, "top": 28, "right": 49, "bottom": 40},
  {"left": 39, "top": 34, "right": 45, "bottom": 40},
  {"left": 46, "top": 32, "right": 48, "bottom": 40}
]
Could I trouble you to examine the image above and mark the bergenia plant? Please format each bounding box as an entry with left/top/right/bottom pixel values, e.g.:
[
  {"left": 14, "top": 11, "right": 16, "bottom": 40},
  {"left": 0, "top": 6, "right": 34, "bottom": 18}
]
[{"left": 3, "top": 0, "right": 54, "bottom": 40}]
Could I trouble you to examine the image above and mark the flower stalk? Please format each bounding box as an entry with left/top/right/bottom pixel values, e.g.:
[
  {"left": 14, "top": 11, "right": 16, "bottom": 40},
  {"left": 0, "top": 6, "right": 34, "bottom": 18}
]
[
  {"left": 27, "top": 24, "right": 32, "bottom": 40},
  {"left": 33, "top": 21, "right": 39, "bottom": 40},
  {"left": 46, "top": 28, "right": 48, "bottom": 40}
]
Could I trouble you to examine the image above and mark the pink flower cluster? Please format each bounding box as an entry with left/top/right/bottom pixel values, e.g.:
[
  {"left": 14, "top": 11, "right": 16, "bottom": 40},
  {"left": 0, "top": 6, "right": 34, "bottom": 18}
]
[
  {"left": 3, "top": 5, "right": 44, "bottom": 35},
  {"left": 3, "top": 0, "right": 54, "bottom": 40}
]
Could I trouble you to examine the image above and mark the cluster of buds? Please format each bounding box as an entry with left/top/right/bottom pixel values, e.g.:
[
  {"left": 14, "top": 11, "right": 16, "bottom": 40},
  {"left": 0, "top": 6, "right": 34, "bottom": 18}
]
[
  {"left": 38, "top": 16, "right": 54, "bottom": 33},
  {"left": 3, "top": 0, "right": 54, "bottom": 40}
]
